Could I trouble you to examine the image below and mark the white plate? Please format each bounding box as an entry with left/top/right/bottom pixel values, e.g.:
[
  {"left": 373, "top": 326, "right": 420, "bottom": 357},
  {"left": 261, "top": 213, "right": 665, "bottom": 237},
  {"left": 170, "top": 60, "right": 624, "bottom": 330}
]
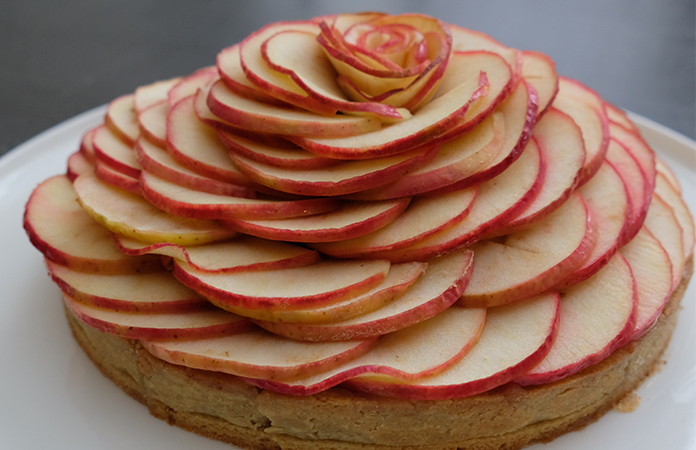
[{"left": 0, "top": 107, "right": 694, "bottom": 449}]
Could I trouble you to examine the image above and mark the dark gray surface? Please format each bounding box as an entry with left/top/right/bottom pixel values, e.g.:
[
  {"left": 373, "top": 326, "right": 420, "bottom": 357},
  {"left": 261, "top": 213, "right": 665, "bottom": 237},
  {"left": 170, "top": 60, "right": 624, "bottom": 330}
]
[{"left": 2, "top": 0, "right": 694, "bottom": 157}]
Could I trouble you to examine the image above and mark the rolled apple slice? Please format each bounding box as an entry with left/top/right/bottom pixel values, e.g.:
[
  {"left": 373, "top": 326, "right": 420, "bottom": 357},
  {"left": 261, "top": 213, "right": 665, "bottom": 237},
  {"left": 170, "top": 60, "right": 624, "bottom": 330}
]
[
  {"left": 105, "top": 94, "right": 139, "bottom": 146},
  {"left": 345, "top": 291, "right": 560, "bottom": 400},
  {"left": 169, "top": 66, "right": 218, "bottom": 107},
  {"left": 458, "top": 193, "right": 596, "bottom": 307},
  {"left": 172, "top": 258, "right": 391, "bottom": 311},
  {"left": 247, "top": 306, "right": 486, "bottom": 395},
  {"left": 74, "top": 172, "right": 237, "bottom": 245},
  {"left": 644, "top": 195, "right": 685, "bottom": 290},
  {"left": 137, "top": 100, "right": 168, "bottom": 147},
  {"left": 115, "top": 234, "right": 320, "bottom": 273},
  {"left": 254, "top": 249, "right": 474, "bottom": 341},
  {"left": 520, "top": 50, "right": 558, "bottom": 117},
  {"left": 94, "top": 162, "right": 141, "bottom": 194},
  {"left": 24, "top": 175, "right": 162, "bottom": 274},
  {"left": 47, "top": 259, "right": 207, "bottom": 313},
  {"left": 92, "top": 125, "right": 142, "bottom": 179},
  {"left": 516, "top": 254, "right": 636, "bottom": 385},
  {"left": 66, "top": 151, "right": 94, "bottom": 182},
  {"left": 63, "top": 294, "right": 251, "bottom": 341},
  {"left": 224, "top": 198, "right": 410, "bottom": 243},
  {"left": 654, "top": 172, "right": 695, "bottom": 259},
  {"left": 134, "top": 77, "right": 180, "bottom": 113}
]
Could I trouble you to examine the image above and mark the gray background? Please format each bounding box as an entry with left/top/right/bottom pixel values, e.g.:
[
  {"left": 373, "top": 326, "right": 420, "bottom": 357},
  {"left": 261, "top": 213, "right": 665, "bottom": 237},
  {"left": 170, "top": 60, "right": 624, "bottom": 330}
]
[{"left": 1, "top": 0, "right": 694, "bottom": 157}]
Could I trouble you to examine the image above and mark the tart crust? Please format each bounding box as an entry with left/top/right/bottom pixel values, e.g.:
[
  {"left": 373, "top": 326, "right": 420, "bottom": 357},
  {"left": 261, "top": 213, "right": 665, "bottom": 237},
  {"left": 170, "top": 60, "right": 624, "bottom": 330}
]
[{"left": 65, "top": 257, "right": 692, "bottom": 450}]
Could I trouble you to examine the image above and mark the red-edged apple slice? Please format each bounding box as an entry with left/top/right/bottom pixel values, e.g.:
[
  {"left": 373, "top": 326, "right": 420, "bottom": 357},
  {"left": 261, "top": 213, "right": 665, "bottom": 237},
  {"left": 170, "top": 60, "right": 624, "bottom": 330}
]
[
  {"left": 24, "top": 175, "right": 162, "bottom": 274},
  {"left": 368, "top": 136, "right": 543, "bottom": 263},
  {"left": 63, "top": 293, "right": 251, "bottom": 341},
  {"left": 620, "top": 227, "right": 673, "bottom": 341},
  {"left": 254, "top": 249, "right": 474, "bottom": 341},
  {"left": 224, "top": 198, "right": 410, "bottom": 243},
  {"left": 207, "top": 79, "right": 382, "bottom": 138},
  {"left": 292, "top": 51, "right": 511, "bottom": 159},
  {"left": 135, "top": 138, "right": 255, "bottom": 197},
  {"left": 137, "top": 100, "right": 168, "bottom": 147},
  {"left": 169, "top": 66, "right": 218, "bottom": 107},
  {"left": 79, "top": 127, "right": 97, "bottom": 163},
  {"left": 92, "top": 125, "right": 142, "bottom": 179},
  {"left": 312, "top": 187, "right": 476, "bottom": 258},
  {"left": 655, "top": 157, "right": 682, "bottom": 194},
  {"left": 166, "top": 95, "right": 255, "bottom": 186},
  {"left": 134, "top": 77, "right": 180, "bottom": 113},
  {"left": 643, "top": 194, "right": 685, "bottom": 290},
  {"left": 449, "top": 24, "right": 519, "bottom": 75},
  {"left": 610, "top": 122, "right": 656, "bottom": 202},
  {"left": 139, "top": 171, "right": 339, "bottom": 220},
  {"left": 247, "top": 306, "right": 486, "bottom": 395},
  {"left": 115, "top": 234, "right": 320, "bottom": 273},
  {"left": 459, "top": 193, "right": 596, "bottom": 307},
  {"left": 345, "top": 291, "right": 559, "bottom": 400},
  {"left": 105, "top": 94, "right": 139, "bottom": 146},
  {"left": 46, "top": 258, "right": 206, "bottom": 313},
  {"left": 605, "top": 102, "right": 636, "bottom": 132},
  {"left": 172, "top": 258, "right": 391, "bottom": 311},
  {"left": 520, "top": 50, "right": 558, "bottom": 117},
  {"left": 94, "top": 161, "right": 141, "bottom": 194},
  {"left": 654, "top": 172, "right": 695, "bottom": 259},
  {"left": 73, "top": 172, "right": 237, "bottom": 245},
  {"left": 516, "top": 253, "right": 636, "bottom": 385},
  {"left": 67, "top": 151, "right": 94, "bottom": 182},
  {"left": 142, "top": 327, "right": 379, "bottom": 382}
]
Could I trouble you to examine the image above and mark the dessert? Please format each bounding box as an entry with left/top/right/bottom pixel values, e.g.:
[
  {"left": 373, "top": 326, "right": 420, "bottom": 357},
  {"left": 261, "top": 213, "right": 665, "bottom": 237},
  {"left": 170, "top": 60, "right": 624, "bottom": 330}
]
[{"left": 24, "top": 11, "right": 694, "bottom": 450}]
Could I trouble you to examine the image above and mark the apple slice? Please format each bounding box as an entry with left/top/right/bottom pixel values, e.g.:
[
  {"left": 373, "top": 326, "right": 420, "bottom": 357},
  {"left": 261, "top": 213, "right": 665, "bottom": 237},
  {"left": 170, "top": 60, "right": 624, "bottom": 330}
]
[
  {"left": 79, "top": 127, "right": 97, "bottom": 163},
  {"left": 105, "top": 94, "right": 139, "bottom": 146},
  {"left": 458, "top": 193, "right": 596, "bottom": 307},
  {"left": 92, "top": 125, "right": 142, "bottom": 179},
  {"left": 73, "top": 172, "right": 237, "bottom": 245},
  {"left": 134, "top": 77, "right": 180, "bottom": 112},
  {"left": 620, "top": 227, "right": 673, "bottom": 341},
  {"left": 654, "top": 172, "right": 695, "bottom": 259},
  {"left": 63, "top": 293, "right": 251, "bottom": 341},
  {"left": 246, "top": 306, "right": 486, "bottom": 395},
  {"left": 169, "top": 66, "right": 218, "bottom": 107},
  {"left": 449, "top": 24, "right": 519, "bottom": 75},
  {"left": 115, "top": 234, "right": 320, "bottom": 273},
  {"left": 605, "top": 102, "right": 636, "bottom": 132},
  {"left": 142, "top": 327, "right": 379, "bottom": 382},
  {"left": 520, "top": 50, "right": 559, "bottom": 117},
  {"left": 254, "top": 249, "right": 474, "bottom": 341},
  {"left": 516, "top": 253, "right": 636, "bottom": 385},
  {"left": 172, "top": 258, "right": 391, "bottom": 311},
  {"left": 67, "top": 151, "right": 94, "bottom": 182},
  {"left": 24, "top": 175, "right": 162, "bottom": 274},
  {"left": 137, "top": 99, "right": 168, "bottom": 147},
  {"left": 643, "top": 195, "right": 685, "bottom": 290},
  {"left": 223, "top": 198, "right": 410, "bottom": 243},
  {"left": 655, "top": 157, "right": 682, "bottom": 195},
  {"left": 46, "top": 258, "right": 207, "bottom": 313},
  {"left": 345, "top": 291, "right": 560, "bottom": 400},
  {"left": 94, "top": 161, "right": 141, "bottom": 194},
  {"left": 609, "top": 122, "right": 656, "bottom": 203}
]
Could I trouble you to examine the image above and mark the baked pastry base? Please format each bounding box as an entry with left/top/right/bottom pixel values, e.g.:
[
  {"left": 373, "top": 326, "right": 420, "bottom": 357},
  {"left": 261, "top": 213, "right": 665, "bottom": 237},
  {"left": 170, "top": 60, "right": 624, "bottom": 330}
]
[{"left": 65, "top": 258, "right": 692, "bottom": 450}]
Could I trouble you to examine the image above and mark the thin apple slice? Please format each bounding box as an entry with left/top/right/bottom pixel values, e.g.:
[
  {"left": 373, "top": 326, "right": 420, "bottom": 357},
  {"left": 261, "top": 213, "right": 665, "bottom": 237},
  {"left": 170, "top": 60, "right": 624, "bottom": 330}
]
[
  {"left": 46, "top": 259, "right": 207, "bottom": 313},
  {"left": 517, "top": 254, "right": 636, "bottom": 385},
  {"left": 254, "top": 249, "right": 474, "bottom": 341},
  {"left": 67, "top": 151, "right": 94, "bottom": 182},
  {"left": 105, "top": 94, "right": 139, "bottom": 146},
  {"left": 655, "top": 157, "right": 682, "bottom": 194},
  {"left": 115, "top": 234, "right": 320, "bottom": 273},
  {"left": 345, "top": 291, "right": 559, "bottom": 400},
  {"left": 24, "top": 175, "right": 162, "bottom": 274},
  {"left": 63, "top": 293, "right": 251, "bottom": 341},
  {"left": 605, "top": 102, "right": 636, "bottom": 132},
  {"left": 610, "top": 122, "right": 656, "bottom": 204},
  {"left": 73, "top": 172, "right": 237, "bottom": 245},
  {"left": 79, "top": 127, "right": 97, "bottom": 163},
  {"left": 654, "top": 172, "right": 695, "bottom": 259},
  {"left": 92, "top": 125, "right": 142, "bottom": 179},
  {"left": 247, "top": 306, "right": 486, "bottom": 395},
  {"left": 138, "top": 100, "right": 168, "bottom": 147},
  {"left": 449, "top": 24, "right": 519, "bottom": 75},
  {"left": 520, "top": 50, "right": 558, "bottom": 117},
  {"left": 169, "top": 66, "right": 218, "bottom": 107},
  {"left": 134, "top": 77, "right": 180, "bottom": 112},
  {"left": 620, "top": 227, "right": 673, "bottom": 341},
  {"left": 94, "top": 161, "right": 141, "bottom": 194},
  {"left": 172, "top": 258, "right": 391, "bottom": 311},
  {"left": 459, "top": 193, "right": 596, "bottom": 307},
  {"left": 142, "top": 327, "right": 379, "bottom": 382},
  {"left": 224, "top": 198, "right": 410, "bottom": 243},
  {"left": 643, "top": 194, "right": 685, "bottom": 290}
]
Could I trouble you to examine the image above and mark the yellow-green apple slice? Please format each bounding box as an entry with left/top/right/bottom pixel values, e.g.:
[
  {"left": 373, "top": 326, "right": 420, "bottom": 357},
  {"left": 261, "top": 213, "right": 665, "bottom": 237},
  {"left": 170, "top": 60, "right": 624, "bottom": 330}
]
[
  {"left": 518, "top": 254, "right": 636, "bottom": 385},
  {"left": 63, "top": 293, "right": 251, "bottom": 340},
  {"left": 137, "top": 99, "right": 168, "bottom": 147},
  {"left": 644, "top": 195, "right": 685, "bottom": 290},
  {"left": 134, "top": 76, "right": 181, "bottom": 113},
  {"left": 166, "top": 95, "right": 255, "bottom": 185},
  {"left": 620, "top": 227, "right": 673, "bottom": 341},
  {"left": 312, "top": 187, "right": 476, "bottom": 258},
  {"left": 224, "top": 198, "right": 410, "bottom": 243},
  {"left": 459, "top": 193, "right": 596, "bottom": 307},
  {"left": 73, "top": 172, "right": 237, "bottom": 245},
  {"left": 554, "top": 162, "right": 629, "bottom": 288},
  {"left": 92, "top": 125, "right": 142, "bottom": 179},
  {"left": 368, "top": 136, "right": 543, "bottom": 263},
  {"left": 94, "top": 161, "right": 141, "bottom": 194},
  {"left": 654, "top": 172, "right": 694, "bottom": 259},
  {"left": 246, "top": 306, "right": 486, "bottom": 395},
  {"left": 135, "top": 138, "right": 255, "bottom": 197},
  {"left": 605, "top": 102, "right": 636, "bottom": 132},
  {"left": 230, "top": 143, "right": 438, "bottom": 197},
  {"left": 139, "top": 171, "right": 339, "bottom": 220},
  {"left": 169, "top": 66, "right": 218, "bottom": 107},
  {"left": 254, "top": 249, "right": 474, "bottom": 341},
  {"left": 142, "top": 327, "right": 379, "bottom": 382},
  {"left": 66, "top": 151, "right": 94, "bottom": 182},
  {"left": 23, "top": 175, "right": 162, "bottom": 274},
  {"left": 655, "top": 157, "right": 682, "bottom": 194},
  {"left": 345, "top": 291, "right": 559, "bottom": 399},
  {"left": 172, "top": 258, "right": 391, "bottom": 311},
  {"left": 520, "top": 50, "right": 558, "bottom": 117},
  {"left": 292, "top": 51, "right": 512, "bottom": 159},
  {"left": 115, "top": 234, "right": 320, "bottom": 273},
  {"left": 207, "top": 79, "right": 382, "bottom": 138},
  {"left": 46, "top": 259, "right": 206, "bottom": 313},
  {"left": 105, "top": 94, "right": 139, "bottom": 146}
]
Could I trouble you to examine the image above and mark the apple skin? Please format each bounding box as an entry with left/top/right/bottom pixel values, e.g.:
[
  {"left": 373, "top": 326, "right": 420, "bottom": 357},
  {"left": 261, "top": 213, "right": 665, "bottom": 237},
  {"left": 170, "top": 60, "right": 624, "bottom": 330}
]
[
  {"left": 92, "top": 125, "right": 142, "bottom": 179},
  {"left": 168, "top": 66, "right": 219, "bottom": 107},
  {"left": 95, "top": 161, "right": 141, "bottom": 194}
]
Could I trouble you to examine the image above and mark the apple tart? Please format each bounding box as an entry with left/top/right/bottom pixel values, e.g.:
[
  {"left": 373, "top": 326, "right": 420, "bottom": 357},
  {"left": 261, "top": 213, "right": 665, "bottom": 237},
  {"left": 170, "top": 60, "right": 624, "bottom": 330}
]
[{"left": 25, "top": 11, "right": 695, "bottom": 450}]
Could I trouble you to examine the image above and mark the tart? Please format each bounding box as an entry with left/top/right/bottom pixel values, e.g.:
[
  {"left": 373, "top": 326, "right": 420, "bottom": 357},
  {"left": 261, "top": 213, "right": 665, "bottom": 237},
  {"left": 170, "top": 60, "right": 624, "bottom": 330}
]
[{"left": 24, "top": 11, "right": 695, "bottom": 450}]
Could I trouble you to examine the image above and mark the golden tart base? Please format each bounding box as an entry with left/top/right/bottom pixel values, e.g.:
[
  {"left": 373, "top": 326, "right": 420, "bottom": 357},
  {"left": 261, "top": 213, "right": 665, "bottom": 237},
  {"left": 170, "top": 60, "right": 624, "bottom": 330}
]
[{"left": 65, "top": 258, "right": 692, "bottom": 450}]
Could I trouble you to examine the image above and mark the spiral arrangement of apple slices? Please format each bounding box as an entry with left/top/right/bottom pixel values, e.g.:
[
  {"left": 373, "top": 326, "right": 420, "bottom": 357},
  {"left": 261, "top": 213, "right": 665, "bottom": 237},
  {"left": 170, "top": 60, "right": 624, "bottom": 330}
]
[{"left": 26, "top": 12, "right": 694, "bottom": 400}]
